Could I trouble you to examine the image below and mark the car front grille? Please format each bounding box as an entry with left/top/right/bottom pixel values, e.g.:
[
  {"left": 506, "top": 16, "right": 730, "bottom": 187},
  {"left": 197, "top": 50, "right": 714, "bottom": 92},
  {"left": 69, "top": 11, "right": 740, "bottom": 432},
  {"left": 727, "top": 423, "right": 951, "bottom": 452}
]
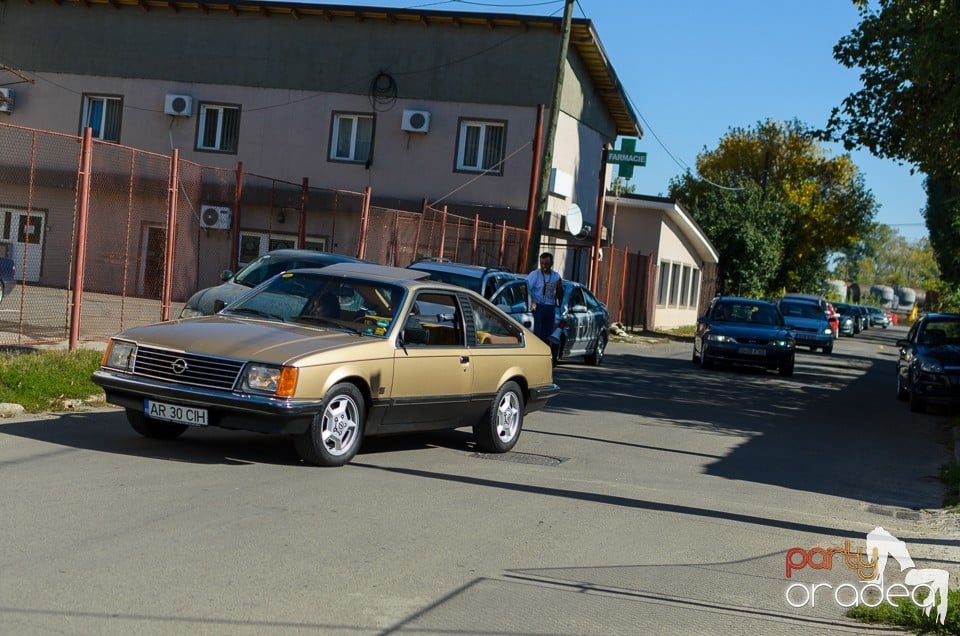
[
  {"left": 133, "top": 346, "right": 244, "bottom": 390},
  {"left": 735, "top": 338, "right": 771, "bottom": 345}
]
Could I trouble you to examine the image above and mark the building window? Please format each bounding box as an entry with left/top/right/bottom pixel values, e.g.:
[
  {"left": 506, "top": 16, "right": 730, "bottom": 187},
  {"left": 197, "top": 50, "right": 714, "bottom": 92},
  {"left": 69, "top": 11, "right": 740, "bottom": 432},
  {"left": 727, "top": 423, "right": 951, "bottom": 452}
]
[
  {"left": 657, "top": 262, "right": 671, "bottom": 306},
  {"left": 668, "top": 263, "right": 681, "bottom": 306},
  {"left": 238, "top": 232, "right": 327, "bottom": 267},
  {"left": 80, "top": 94, "right": 123, "bottom": 142},
  {"left": 196, "top": 103, "right": 240, "bottom": 153},
  {"left": 329, "top": 113, "right": 374, "bottom": 163},
  {"left": 688, "top": 268, "right": 701, "bottom": 308},
  {"left": 455, "top": 119, "right": 506, "bottom": 174},
  {"left": 680, "top": 265, "right": 691, "bottom": 308}
]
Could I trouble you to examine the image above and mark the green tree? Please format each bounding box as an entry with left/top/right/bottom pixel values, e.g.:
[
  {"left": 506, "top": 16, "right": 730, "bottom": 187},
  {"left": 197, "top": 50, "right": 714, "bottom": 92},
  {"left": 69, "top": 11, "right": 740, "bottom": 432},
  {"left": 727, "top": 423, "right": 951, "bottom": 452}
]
[
  {"left": 923, "top": 174, "right": 960, "bottom": 285},
  {"left": 830, "top": 223, "right": 940, "bottom": 290},
  {"left": 670, "top": 119, "right": 876, "bottom": 294},
  {"left": 669, "top": 175, "right": 785, "bottom": 297},
  {"left": 827, "top": 0, "right": 960, "bottom": 283},
  {"left": 828, "top": 0, "right": 960, "bottom": 179}
]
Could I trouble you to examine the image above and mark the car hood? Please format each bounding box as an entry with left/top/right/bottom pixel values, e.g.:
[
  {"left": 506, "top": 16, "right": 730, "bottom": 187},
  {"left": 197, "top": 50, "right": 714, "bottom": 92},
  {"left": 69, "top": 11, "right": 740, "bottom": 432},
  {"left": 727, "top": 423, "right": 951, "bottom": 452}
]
[
  {"left": 707, "top": 323, "right": 792, "bottom": 339},
  {"left": 115, "top": 315, "right": 388, "bottom": 365},
  {"left": 918, "top": 344, "right": 960, "bottom": 365}
]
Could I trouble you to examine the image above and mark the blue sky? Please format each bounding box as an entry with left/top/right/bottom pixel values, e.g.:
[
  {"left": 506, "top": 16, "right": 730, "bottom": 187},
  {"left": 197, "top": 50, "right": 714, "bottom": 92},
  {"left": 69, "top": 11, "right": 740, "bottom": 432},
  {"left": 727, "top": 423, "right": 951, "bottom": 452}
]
[{"left": 340, "top": 0, "right": 929, "bottom": 241}]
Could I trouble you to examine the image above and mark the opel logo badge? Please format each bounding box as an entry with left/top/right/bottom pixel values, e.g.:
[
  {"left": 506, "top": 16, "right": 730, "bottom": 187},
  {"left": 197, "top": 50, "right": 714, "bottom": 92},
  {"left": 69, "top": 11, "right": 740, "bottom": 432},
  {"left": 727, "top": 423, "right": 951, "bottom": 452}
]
[{"left": 172, "top": 358, "right": 189, "bottom": 375}]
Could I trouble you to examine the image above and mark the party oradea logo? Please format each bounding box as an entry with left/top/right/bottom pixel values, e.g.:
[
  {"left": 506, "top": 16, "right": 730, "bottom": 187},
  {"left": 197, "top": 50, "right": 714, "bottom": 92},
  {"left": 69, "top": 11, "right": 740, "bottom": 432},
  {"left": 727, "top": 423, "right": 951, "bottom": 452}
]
[{"left": 784, "top": 526, "right": 951, "bottom": 624}]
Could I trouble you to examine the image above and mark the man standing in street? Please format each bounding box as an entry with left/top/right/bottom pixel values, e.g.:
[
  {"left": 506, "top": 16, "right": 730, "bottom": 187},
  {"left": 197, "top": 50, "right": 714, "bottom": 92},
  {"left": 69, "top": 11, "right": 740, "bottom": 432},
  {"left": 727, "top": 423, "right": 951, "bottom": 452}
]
[{"left": 527, "top": 251, "right": 563, "bottom": 342}]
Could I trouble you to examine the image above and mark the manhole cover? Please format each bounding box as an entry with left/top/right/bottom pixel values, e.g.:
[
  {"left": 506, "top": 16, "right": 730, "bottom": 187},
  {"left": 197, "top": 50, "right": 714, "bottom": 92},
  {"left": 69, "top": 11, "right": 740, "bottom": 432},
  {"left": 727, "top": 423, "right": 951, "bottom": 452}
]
[{"left": 471, "top": 452, "right": 568, "bottom": 466}]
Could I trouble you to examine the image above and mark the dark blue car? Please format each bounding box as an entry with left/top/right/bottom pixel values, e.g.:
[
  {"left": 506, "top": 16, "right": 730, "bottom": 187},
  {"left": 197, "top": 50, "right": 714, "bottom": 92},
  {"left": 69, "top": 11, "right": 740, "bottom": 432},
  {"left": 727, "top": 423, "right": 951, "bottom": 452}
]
[
  {"left": 694, "top": 297, "right": 796, "bottom": 376},
  {"left": 896, "top": 313, "right": 960, "bottom": 413}
]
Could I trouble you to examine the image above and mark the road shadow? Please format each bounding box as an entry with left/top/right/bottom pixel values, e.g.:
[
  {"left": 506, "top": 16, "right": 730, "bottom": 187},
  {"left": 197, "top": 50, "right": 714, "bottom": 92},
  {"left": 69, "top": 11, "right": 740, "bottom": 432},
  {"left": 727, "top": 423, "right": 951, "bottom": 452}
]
[
  {"left": 0, "top": 410, "right": 482, "bottom": 468},
  {"left": 547, "top": 331, "right": 952, "bottom": 509}
]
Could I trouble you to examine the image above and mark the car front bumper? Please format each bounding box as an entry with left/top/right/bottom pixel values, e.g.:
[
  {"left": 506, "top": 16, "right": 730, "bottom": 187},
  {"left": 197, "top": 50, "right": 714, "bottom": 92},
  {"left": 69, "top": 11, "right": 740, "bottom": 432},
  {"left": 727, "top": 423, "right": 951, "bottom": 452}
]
[
  {"left": 791, "top": 331, "right": 833, "bottom": 348},
  {"left": 93, "top": 368, "right": 322, "bottom": 435},
  {"left": 703, "top": 342, "right": 794, "bottom": 368}
]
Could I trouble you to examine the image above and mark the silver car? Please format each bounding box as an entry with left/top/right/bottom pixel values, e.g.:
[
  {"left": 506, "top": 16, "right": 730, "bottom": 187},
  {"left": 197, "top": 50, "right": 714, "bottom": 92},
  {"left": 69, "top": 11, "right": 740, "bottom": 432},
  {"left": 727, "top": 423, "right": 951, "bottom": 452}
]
[{"left": 551, "top": 281, "right": 610, "bottom": 366}]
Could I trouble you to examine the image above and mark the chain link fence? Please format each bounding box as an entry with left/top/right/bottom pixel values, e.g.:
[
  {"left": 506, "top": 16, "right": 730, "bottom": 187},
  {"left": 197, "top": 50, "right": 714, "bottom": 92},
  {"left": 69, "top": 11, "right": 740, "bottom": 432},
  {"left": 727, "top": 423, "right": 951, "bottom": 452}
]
[{"left": 0, "top": 122, "right": 536, "bottom": 347}]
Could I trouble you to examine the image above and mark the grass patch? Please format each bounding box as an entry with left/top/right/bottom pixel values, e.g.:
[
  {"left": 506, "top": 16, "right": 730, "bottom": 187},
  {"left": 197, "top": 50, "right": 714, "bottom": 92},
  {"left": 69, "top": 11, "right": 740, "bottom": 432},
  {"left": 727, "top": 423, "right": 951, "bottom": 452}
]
[
  {"left": 0, "top": 349, "right": 103, "bottom": 412},
  {"left": 847, "top": 587, "right": 960, "bottom": 635}
]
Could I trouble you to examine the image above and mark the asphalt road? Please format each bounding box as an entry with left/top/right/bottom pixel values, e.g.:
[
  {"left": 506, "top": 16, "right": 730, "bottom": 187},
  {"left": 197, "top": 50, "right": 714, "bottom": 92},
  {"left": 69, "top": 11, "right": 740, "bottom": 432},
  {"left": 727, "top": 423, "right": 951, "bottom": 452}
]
[{"left": 1, "top": 325, "right": 957, "bottom": 635}]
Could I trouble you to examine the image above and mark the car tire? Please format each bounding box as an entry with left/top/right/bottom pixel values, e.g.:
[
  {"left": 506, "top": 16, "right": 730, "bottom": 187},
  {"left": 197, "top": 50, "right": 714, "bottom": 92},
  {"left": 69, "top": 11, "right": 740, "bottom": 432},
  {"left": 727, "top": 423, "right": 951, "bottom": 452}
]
[
  {"left": 126, "top": 408, "right": 188, "bottom": 440},
  {"left": 0, "top": 282, "right": 5, "bottom": 305},
  {"left": 474, "top": 380, "right": 523, "bottom": 453},
  {"left": 585, "top": 334, "right": 606, "bottom": 366},
  {"left": 823, "top": 342, "right": 833, "bottom": 355},
  {"left": 699, "top": 346, "right": 714, "bottom": 370},
  {"left": 692, "top": 346, "right": 700, "bottom": 363},
  {"left": 551, "top": 338, "right": 562, "bottom": 367},
  {"left": 909, "top": 387, "right": 926, "bottom": 414},
  {"left": 809, "top": 346, "right": 818, "bottom": 352},
  {"left": 294, "top": 383, "right": 365, "bottom": 467},
  {"left": 896, "top": 372, "right": 909, "bottom": 401},
  {"left": 778, "top": 355, "right": 795, "bottom": 377}
]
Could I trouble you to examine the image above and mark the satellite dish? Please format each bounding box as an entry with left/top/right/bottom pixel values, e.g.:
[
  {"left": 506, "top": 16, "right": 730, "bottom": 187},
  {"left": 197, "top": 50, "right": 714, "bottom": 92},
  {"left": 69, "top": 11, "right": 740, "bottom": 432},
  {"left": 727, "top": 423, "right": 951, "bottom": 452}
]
[{"left": 565, "top": 204, "right": 583, "bottom": 237}]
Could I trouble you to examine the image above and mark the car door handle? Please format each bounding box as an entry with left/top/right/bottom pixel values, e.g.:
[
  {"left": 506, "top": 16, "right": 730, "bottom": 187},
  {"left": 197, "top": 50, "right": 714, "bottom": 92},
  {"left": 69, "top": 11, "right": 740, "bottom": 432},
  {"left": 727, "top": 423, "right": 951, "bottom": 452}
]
[{"left": 460, "top": 356, "right": 470, "bottom": 364}]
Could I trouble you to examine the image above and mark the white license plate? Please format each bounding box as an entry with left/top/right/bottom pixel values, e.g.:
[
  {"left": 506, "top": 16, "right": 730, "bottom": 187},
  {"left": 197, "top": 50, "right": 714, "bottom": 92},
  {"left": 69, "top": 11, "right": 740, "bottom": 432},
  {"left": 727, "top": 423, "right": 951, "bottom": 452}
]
[
  {"left": 145, "top": 400, "right": 208, "bottom": 426},
  {"left": 738, "top": 346, "right": 766, "bottom": 356}
]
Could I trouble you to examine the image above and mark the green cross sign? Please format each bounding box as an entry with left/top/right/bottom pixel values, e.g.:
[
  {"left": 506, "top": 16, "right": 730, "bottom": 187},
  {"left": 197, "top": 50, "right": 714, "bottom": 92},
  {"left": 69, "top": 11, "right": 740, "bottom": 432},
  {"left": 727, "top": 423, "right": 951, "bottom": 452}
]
[{"left": 608, "top": 138, "right": 646, "bottom": 179}]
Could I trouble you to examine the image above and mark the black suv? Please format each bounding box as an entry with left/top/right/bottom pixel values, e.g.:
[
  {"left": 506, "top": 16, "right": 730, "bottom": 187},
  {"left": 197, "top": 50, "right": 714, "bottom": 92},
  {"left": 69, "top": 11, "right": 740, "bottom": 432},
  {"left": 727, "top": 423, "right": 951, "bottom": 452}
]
[{"left": 406, "top": 260, "right": 533, "bottom": 329}]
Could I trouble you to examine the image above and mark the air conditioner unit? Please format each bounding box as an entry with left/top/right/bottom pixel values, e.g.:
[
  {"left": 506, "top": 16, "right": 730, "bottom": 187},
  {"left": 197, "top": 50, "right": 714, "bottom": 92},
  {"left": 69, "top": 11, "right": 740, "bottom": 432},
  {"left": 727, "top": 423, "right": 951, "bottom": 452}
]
[
  {"left": 164, "top": 93, "right": 193, "bottom": 117},
  {"left": 0, "top": 88, "right": 14, "bottom": 114},
  {"left": 401, "top": 109, "right": 431, "bottom": 133},
  {"left": 200, "top": 205, "right": 232, "bottom": 230}
]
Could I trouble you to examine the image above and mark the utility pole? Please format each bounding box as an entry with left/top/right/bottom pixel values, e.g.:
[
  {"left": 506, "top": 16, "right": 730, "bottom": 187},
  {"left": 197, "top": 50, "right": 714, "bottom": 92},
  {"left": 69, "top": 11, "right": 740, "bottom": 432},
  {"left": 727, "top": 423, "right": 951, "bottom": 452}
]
[{"left": 525, "top": 0, "right": 575, "bottom": 273}]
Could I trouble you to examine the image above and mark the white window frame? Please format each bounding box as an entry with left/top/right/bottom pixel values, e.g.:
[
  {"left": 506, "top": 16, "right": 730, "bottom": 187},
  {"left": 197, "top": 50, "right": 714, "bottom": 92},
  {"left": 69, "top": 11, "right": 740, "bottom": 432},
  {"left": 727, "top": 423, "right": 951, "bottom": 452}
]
[
  {"left": 196, "top": 103, "right": 241, "bottom": 153},
  {"left": 237, "top": 231, "right": 328, "bottom": 268},
  {"left": 455, "top": 119, "right": 506, "bottom": 174},
  {"left": 329, "top": 112, "right": 374, "bottom": 163},
  {"left": 80, "top": 94, "right": 123, "bottom": 142}
]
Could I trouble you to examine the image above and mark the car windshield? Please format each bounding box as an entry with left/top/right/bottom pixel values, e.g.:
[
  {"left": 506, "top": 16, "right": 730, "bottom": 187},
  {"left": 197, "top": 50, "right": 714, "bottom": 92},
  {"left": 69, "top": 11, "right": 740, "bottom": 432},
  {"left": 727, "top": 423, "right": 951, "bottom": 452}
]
[
  {"left": 233, "top": 254, "right": 297, "bottom": 287},
  {"left": 712, "top": 301, "right": 779, "bottom": 325},
  {"left": 780, "top": 302, "right": 824, "bottom": 320},
  {"left": 223, "top": 271, "right": 402, "bottom": 338},
  {"left": 919, "top": 320, "right": 960, "bottom": 347}
]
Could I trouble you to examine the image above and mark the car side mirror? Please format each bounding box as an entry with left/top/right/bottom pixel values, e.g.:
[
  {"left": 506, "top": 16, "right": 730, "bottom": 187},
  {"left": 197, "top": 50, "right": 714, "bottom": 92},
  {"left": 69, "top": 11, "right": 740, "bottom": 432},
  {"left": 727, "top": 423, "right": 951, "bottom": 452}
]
[
  {"left": 213, "top": 299, "right": 226, "bottom": 313},
  {"left": 220, "top": 269, "right": 234, "bottom": 282},
  {"left": 896, "top": 339, "right": 910, "bottom": 348}
]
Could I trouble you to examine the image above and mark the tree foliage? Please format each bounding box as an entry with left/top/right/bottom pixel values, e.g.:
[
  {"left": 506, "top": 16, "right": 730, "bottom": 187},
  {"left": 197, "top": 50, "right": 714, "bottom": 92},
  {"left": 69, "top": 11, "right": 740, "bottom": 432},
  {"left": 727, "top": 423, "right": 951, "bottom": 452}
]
[
  {"left": 827, "top": 0, "right": 960, "bottom": 179},
  {"left": 923, "top": 174, "right": 960, "bottom": 285},
  {"left": 669, "top": 119, "right": 877, "bottom": 295},
  {"left": 831, "top": 222, "right": 940, "bottom": 290}
]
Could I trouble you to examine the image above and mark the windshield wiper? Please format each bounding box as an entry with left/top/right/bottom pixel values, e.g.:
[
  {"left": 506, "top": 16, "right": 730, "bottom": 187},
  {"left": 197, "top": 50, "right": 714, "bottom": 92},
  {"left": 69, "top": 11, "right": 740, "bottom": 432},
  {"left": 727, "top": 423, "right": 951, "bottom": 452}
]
[
  {"left": 294, "top": 316, "right": 364, "bottom": 336},
  {"left": 226, "top": 307, "right": 285, "bottom": 322}
]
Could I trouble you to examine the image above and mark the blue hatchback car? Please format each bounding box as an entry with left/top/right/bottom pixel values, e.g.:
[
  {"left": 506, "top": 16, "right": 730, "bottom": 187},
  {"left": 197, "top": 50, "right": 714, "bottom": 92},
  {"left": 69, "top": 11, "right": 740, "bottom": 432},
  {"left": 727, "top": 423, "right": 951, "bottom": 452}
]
[{"left": 694, "top": 297, "right": 796, "bottom": 376}]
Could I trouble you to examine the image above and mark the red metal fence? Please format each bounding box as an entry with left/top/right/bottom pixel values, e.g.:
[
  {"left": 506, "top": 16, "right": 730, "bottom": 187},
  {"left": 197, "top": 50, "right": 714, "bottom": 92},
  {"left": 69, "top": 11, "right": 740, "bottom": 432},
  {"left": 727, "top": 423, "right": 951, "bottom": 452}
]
[{"left": 0, "top": 121, "right": 674, "bottom": 347}]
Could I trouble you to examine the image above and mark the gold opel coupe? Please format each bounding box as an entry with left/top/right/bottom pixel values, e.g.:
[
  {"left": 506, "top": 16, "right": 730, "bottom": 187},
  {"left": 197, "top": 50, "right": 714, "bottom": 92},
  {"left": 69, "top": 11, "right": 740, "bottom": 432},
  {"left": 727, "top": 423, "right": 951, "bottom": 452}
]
[{"left": 92, "top": 263, "right": 559, "bottom": 466}]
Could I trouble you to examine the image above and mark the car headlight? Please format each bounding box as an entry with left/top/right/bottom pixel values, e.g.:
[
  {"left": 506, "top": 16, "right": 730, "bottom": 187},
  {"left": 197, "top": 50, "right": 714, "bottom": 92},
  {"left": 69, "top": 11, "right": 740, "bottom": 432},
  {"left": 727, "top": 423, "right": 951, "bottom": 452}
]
[
  {"left": 102, "top": 340, "right": 137, "bottom": 371},
  {"left": 918, "top": 358, "right": 944, "bottom": 374},
  {"left": 773, "top": 340, "right": 794, "bottom": 348},
  {"left": 707, "top": 334, "right": 733, "bottom": 343},
  {"left": 242, "top": 363, "right": 299, "bottom": 397}
]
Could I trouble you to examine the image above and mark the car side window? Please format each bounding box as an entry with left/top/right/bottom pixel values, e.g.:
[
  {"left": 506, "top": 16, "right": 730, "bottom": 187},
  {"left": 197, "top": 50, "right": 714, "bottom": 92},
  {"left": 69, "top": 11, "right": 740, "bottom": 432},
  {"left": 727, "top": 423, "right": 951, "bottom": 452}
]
[
  {"left": 469, "top": 297, "right": 522, "bottom": 346},
  {"left": 583, "top": 289, "right": 600, "bottom": 310},
  {"left": 568, "top": 287, "right": 585, "bottom": 307},
  {"left": 405, "top": 292, "right": 464, "bottom": 347}
]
